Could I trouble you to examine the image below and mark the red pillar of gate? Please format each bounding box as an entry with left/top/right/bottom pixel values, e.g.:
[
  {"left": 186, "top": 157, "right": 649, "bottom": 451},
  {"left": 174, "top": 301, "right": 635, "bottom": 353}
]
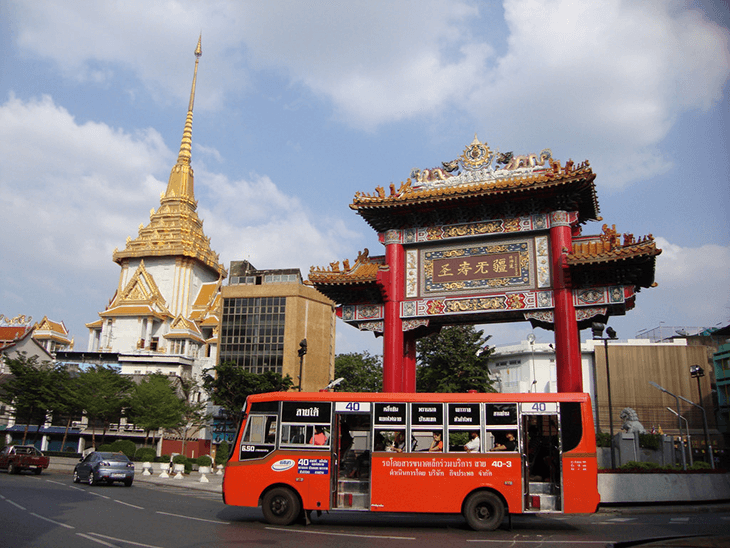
[
  {"left": 381, "top": 231, "right": 405, "bottom": 392},
  {"left": 550, "top": 211, "right": 583, "bottom": 393},
  {"left": 403, "top": 332, "right": 417, "bottom": 392}
]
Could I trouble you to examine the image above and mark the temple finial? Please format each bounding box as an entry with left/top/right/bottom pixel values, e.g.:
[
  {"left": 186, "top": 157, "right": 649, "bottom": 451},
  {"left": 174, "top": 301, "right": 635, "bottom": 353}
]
[{"left": 177, "top": 35, "right": 201, "bottom": 165}]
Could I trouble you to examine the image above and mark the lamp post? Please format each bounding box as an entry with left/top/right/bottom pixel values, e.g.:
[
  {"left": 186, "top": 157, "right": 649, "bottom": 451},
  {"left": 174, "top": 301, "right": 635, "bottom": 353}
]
[
  {"left": 666, "top": 406, "right": 693, "bottom": 467},
  {"left": 649, "top": 381, "right": 687, "bottom": 470},
  {"left": 592, "top": 323, "right": 617, "bottom": 469},
  {"left": 689, "top": 365, "right": 712, "bottom": 467},
  {"left": 527, "top": 333, "right": 537, "bottom": 392}
]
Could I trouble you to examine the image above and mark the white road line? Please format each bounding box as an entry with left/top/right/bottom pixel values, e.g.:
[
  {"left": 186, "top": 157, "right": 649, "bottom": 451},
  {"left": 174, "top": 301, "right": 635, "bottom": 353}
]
[
  {"left": 265, "top": 526, "right": 416, "bottom": 540},
  {"left": 156, "top": 511, "right": 229, "bottom": 524},
  {"left": 605, "top": 517, "right": 637, "bottom": 522},
  {"left": 76, "top": 533, "right": 118, "bottom": 547},
  {"left": 5, "top": 499, "right": 26, "bottom": 511},
  {"left": 45, "top": 479, "right": 67, "bottom": 486},
  {"left": 89, "top": 492, "right": 111, "bottom": 499},
  {"left": 30, "top": 512, "right": 75, "bottom": 529},
  {"left": 69, "top": 486, "right": 85, "bottom": 491},
  {"left": 86, "top": 532, "right": 164, "bottom": 548},
  {"left": 670, "top": 517, "right": 690, "bottom": 522},
  {"left": 114, "top": 499, "right": 144, "bottom": 510}
]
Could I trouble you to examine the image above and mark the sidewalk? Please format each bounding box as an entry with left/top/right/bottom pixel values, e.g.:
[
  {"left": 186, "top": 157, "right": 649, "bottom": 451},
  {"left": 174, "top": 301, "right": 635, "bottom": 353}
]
[{"left": 133, "top": 468, "right": 222, "bottom": 493}]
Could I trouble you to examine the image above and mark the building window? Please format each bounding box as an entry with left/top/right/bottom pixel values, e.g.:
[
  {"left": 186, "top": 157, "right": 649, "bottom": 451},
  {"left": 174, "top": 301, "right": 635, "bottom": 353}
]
[{"left": 220, "top": 296, "right": 286, "bottom": 373}]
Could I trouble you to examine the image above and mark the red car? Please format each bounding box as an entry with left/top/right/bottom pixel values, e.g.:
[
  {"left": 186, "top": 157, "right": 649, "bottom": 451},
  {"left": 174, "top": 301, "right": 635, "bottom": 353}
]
[{"left": 0, "top": 445, "right": 50, "bottom": 475}]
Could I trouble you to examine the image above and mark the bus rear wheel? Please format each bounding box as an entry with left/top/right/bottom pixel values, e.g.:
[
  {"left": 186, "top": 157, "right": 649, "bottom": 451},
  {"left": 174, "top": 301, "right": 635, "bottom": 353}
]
[
  {"left": 463, "top": 491, "right": 505, "bottom": 531},
  {"left": 262, "top": 487, "right": 301, "bottom": 526}
]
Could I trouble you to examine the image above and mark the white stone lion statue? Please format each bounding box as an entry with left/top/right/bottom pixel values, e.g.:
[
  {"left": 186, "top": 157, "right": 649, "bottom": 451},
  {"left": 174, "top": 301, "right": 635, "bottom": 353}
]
[{"left": 620, "top": 407, "right": 646, "bottom": 434}]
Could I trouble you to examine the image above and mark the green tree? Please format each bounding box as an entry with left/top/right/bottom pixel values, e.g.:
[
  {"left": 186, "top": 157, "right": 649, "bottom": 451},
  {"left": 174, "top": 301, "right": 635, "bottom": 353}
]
[
  {"left": 174, "top": 376, "right": 212, "bottom": 457},
  {"left": 51, "top": 365, "right": 86, "bottom": 452},
  {"left": 127, "top": 373, "right": 186, "bottom": 447},
  {"left": 334, "top": 351, "right": 383, "bottom": 392},
  {"left": 0, "top": 353, "right": 57, "bottom": 444},
  {"left": 76, "top": 365, "right": 134, "bottom": 447},
  {"left": 202, "top": 363, "right": 293, "bottom": 427},
  {"left": 416, "top": 325, "right": 495, "bottom": 393}
]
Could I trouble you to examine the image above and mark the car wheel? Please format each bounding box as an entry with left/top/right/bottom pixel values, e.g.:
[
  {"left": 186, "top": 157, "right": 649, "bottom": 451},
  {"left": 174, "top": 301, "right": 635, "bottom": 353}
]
[
  {"left": 73, "top": 470, "right": 80, "bottom": 483},
  {"left": 88, "top": 471, "right": 95, "bottom": 486},
  {"left": 262, "top": 487, "right": 301, "bottom": 526},
  {"left": 124, "top": 478, "right": 133, "bottom": 487},
  {"left": 463, "top": 491, "right": 505, "bottom": 531},
  {"left": 7, "top": 462, "right": 16, "bottom": 474}
]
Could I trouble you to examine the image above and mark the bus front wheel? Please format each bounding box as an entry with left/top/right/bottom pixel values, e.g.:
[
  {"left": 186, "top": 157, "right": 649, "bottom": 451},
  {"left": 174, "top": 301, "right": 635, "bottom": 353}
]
[
  {"left": 262, "top": 487, "right": 301, "bottom": 526},
  {"left": 463, "top": 491, "right": 505, "bottom": 531}
]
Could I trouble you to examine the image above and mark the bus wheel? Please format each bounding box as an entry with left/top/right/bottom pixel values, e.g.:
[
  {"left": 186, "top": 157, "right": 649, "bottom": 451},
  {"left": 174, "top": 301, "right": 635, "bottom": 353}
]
[
  {"left": 262, "top": 487, "right": 301, "bottom": 526},
  {"left": 463, "top": 491, "right": 505, "bottom": 531}
]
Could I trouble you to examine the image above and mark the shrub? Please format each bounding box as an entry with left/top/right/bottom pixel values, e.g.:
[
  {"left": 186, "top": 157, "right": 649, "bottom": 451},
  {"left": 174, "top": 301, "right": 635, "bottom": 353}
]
[
  {"left": 196, "top": 455, "right": 212, "bottom": 467},
  {"left": 618, "top": 461, "right": 661, "bottom": 472},
  {"left": 172, "top": 454, "right": 188, "bottom": 464},
  {"left": 449, "top": 432, "right": 469, "bottom": 450},
  {"left": 215, "top": 441, "right": 230, "bottom": 466},
  {"left": 154, "top": 454, "right": 170, "bottom": 463},
  {"left": 596, "top": 433, "right": 612, "bottom": 447},
  {"left": 108, "top": 440, "right": 137, "bottom": 459},
  {"left": 690, "top": 461, "right": 711, "bottom": 470},
  {"left": 135, "top": 447, "right": 157, "bottom": 462},
  {"left": 639, "top": 433, "right": 662, "bottom": 450}
]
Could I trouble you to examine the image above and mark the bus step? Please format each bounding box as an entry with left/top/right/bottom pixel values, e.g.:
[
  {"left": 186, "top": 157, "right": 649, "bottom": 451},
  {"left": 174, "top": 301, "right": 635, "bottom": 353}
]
[
  {"left": 337, "top": 492, "right": 369, "bottom": 508},
  {"left": 529, "top": 481, "right": 557, "bottom": 494},
  {"left": 337, "top": 479, "right": 369, "bottom": 493}
]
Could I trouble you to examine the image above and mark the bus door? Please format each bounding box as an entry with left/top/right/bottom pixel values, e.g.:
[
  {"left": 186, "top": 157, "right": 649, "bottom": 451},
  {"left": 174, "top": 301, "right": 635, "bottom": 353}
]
[
  {"left": 521, "top": 402, "right": 562, "bottom": 512},
  {"left": 331, "top": 402, "right": 372, "bottom": 510}
]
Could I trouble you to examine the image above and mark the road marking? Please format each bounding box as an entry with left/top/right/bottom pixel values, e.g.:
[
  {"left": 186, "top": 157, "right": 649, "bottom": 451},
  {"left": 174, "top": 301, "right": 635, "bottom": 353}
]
[
  {"left": 76, "top": 533, "right": 118, "bottom": 547},
  {"left": 85, "top": 532, "right": 164, "bottom": 548},
  {"left": 89, "top": 491, "right": 111, "bottom": 499},
  {"left": 265, "top": 527, "right": 415, "bottom": 540},
  {"left": 670, "top": 517, "right": 690, "bottom": 522},
  {"left": 605, "top": 517, "right": 637, "bottom": 522},
  {"left": 467, "top": 540, "right": 609, "bottom": 544},
  {"left": 69, "top": 486, "right": 85, "bottom": 491},
  {"left": 114, "top": 499, "right": 144, "bottom": 510},
  {"left": 30, "top": 512, "right": 75, "bottom": 529},
  {"left": 4, "top": 499, "right": 27, "bottom": 511},
  {"left": 45, "top": 479, "right": 66, "bottom": 486},
  {"left": 156, "top": 511, "right": 229, "bottom": 524}
]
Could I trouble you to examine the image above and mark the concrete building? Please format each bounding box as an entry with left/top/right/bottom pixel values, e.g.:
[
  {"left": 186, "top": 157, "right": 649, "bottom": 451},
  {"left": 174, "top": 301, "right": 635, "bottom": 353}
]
[
  {"left": 489, "top": 335, "right": 721, "bottom": 452},
  {"left": 220, "top": 261, "right": 336, "bottom": 392}
]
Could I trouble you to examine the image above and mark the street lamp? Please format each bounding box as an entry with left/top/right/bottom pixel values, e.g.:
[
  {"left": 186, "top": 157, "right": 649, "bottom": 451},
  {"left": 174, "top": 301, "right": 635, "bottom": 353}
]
[
  {"left": 527, "top": 333, "right": 537, "bottom": 392},
  {"left": 666, "top": 406, "right": 693, "bottom": 467},
  {"left": 649, "top": 381, "right": 687, "bottom": 470},
  {"left": 592, "top": 322, "right": 617, "bottom": 469},
  {"left": 689, "top": 365, "right": 712, "bottom": 467}
]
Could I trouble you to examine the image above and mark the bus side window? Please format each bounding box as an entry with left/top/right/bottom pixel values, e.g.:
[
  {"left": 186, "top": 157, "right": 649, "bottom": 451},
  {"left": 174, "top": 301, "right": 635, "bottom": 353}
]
[
  {"left": 447, "top": 403, "right": 482, "bottom": 452},
  {"left": 560, "top": 402, "right": 582, "bottom": 452}
]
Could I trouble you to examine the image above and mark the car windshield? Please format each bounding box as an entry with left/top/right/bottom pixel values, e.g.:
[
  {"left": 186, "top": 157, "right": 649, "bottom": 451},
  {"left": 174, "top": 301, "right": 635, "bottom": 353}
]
[{"left": 98, "top": 453, "right": 129, "bottom": 462}]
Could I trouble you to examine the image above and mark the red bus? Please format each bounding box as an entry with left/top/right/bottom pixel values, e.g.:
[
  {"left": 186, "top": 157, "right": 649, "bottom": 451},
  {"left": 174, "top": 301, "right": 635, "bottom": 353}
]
[{"left": 222, "top": 391, "right": 600, "bottom": 530}]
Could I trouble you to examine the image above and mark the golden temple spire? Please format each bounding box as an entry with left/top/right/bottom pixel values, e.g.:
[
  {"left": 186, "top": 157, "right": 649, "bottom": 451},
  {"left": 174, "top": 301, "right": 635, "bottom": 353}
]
[{"left": 164, "top": 35, "right": 202, "bottom": 202}]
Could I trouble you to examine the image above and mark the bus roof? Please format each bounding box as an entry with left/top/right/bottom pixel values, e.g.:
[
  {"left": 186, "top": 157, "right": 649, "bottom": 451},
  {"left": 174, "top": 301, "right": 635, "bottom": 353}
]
[{"left": 246, "top": 391, "right": 592, "bottom": 404}]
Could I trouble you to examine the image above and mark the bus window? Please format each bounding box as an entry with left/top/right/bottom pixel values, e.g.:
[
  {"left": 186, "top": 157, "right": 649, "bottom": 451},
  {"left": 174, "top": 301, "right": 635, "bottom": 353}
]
[
  {"left": 280, "top": 401, "right": 332, "bottom": 449},
  {"left": 373, "top": 403, "right": 407, "bottom": 452},
  {"left": 560, "top": 402, "right": 582, "bottom": 452},
  {"left": 240, "top": 414, "right": 277, "bottom": 460},
  {"left": 485, "top": 403, "right": 518, "bottom": 452},
  {"left": 410, "top": 403, "right": 444, "bottom": 452},
  {"left": 447, "top": 403, "right": 481, "bottom": 452}
]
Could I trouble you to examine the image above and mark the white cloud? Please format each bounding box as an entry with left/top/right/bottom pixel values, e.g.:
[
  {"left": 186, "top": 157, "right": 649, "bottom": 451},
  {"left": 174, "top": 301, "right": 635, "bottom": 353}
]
[{"left": 647, "top": 237, "right": 730, "bottom": 326}]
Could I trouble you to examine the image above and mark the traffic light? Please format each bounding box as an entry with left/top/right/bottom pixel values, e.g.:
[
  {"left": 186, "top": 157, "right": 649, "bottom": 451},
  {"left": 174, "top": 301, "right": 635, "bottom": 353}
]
[{"left": 298, "top": 339, "right": 307, "bottom": 358}]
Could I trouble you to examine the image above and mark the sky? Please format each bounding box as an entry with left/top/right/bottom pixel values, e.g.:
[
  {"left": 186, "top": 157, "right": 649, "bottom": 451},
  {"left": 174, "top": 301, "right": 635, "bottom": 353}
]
[{"left": 1, "top": 0, "right": 728, "bottom": 356}]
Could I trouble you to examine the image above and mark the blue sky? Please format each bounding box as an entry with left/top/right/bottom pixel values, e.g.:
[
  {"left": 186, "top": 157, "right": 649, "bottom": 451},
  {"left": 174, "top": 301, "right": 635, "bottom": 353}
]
[{"left": 1, "top": 0, "right": 728, "bottom": 355}]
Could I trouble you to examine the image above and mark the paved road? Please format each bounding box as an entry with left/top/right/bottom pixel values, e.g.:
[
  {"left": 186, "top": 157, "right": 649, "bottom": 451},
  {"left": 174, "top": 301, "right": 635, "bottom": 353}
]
[{"left": 2, "top": 469, "right": 729, "bottom": 548}]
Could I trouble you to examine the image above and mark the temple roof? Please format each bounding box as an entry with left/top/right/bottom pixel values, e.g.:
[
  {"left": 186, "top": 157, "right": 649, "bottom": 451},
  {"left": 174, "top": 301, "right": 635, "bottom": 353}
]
[
  {"left": 308, "top": 249, "right": 385, "bottom": 304},
  {"left": 567, "top": 224, "right": 661, "bottom": 289},
  {"left": 112, "top": 36, "right": 226, "bottom": 279},
  {"left": 351, "top": 137, "right": 600, "bottom": 233}
]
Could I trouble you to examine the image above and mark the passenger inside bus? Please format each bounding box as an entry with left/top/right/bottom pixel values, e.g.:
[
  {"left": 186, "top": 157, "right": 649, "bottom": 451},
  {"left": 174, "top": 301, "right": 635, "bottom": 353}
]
[
  {"left": 464, "top": 431, "right": 480, "bottom": 452},
  {"left": 310, "top": 426, "right": 328, "bottom": 445},
  {"left": 491, "top": 431, "right": 517, "bottom": 451},
  {"left": 387, "top": 431, "right": 407, "bottom": 452},
  {"left": 429, "top": 432, "right": 443, "bottom": 452}
]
